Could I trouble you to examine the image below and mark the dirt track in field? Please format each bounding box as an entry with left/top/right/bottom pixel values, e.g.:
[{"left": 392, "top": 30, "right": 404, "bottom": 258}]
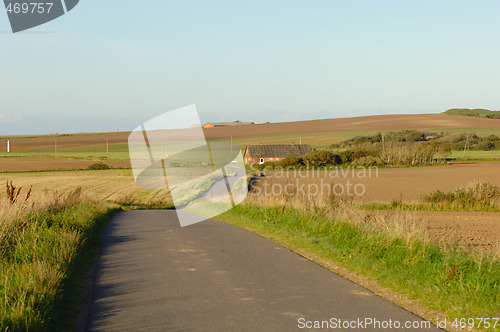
[{"left": 1, "top": 113, "right": 499, "bottom": 151}]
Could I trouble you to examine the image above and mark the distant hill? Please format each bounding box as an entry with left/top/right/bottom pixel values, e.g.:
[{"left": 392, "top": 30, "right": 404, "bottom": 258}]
[{"left": 444, "top": 108, "right": 500, "bottom": 119}]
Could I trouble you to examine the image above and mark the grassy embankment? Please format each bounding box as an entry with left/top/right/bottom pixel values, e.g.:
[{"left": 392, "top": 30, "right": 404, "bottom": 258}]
[
  {"left": 0, "top": 184, "right": 119, "bottom": 331},
  {"left": 217, "top": 190, "right": 499, "bottom": 330},
  {"left": 0, "top": 175, "right": 174, "bottom": 331}
]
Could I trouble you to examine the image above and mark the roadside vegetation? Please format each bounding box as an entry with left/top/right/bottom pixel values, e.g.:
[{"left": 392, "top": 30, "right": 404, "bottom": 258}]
[
  {"left": 363, "top": 182, "right": 500, "bottom": 212},
  {"left": 0, "top": 175, "right": 176, "bottom": 331},
  {"left": 217, "top": 189, "right": 499, "bottom": 330},
  {"left": 0, "top": 182, "right": 121, "bottom": 331}
]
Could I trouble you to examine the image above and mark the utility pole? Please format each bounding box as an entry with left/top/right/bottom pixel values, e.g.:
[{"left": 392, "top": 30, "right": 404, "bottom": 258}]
[{"left": 106, "top": 138, "right": 109, "bottom": 154}]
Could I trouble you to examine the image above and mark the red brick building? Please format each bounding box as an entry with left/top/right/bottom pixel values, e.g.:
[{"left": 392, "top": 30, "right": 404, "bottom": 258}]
[{"left": 243, "top": 144, "right": 311, "bottom": 165}]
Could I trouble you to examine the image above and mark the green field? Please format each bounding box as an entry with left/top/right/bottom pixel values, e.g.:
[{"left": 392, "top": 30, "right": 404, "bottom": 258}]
[
  {"left": 0, "top": 144, "right": 130, "bottom": 161},
  {"left": 448, "top": 150, "right": 500, "bottom": 161},
  {"left": 444, "top": 108, "right": 500, "bottom": 118}
]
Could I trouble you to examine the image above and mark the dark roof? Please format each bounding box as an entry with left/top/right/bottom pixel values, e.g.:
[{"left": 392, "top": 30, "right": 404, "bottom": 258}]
[{"left": 245, "top": 144, "right": 311, "bottom": 158}]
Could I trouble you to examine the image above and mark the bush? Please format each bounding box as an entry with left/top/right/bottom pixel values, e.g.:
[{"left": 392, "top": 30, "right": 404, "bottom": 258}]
[
  {"left": 405, "top": 131, "right": 426, "bottom": 143},
  {"left": 276, "top": 156, "right": 303, "bottom": 168},
  {"left": 485, "top": 114, "right": 500, "bottom": 119},
  {"left": 352, "top": 150, "right": 366, "bottom": 160},
  {"left": 353, "top": 156, "right": 383, "bottom": 167},
  {"left": 338, "top": 150, "right": 354, "bottom": 163},
  {"left": 302, "top": 150, "right": 341, "bottom": 167},
  {"left": 423, "top": 182, "right": 500, "bottom": 209},
  {"left": 252, "top": 161, "right": 275, "bottom": 171},
  {"left": 87, "top": 163, "right": 110, "bottom": 170},
  {"left": 344, "top": 133, "right": 382, "bottom": 146}
]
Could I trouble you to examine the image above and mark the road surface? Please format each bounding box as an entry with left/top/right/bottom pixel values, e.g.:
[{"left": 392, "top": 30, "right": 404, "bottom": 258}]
[{"left": 86, "top": 210, "right": 439, "bottom": 331}]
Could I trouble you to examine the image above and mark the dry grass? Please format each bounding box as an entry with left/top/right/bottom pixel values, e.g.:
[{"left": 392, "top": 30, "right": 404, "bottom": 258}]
[
  {"left": 245, "top": 188, "right": 427, "bottom": 246},
  {"left": 423, "top": 181, "right": 500, "bottom": 210},
  {"left": 245, "top": 179, "right": 500, "bottom": 257},
  {"left": 0, "top": 169, "right": 173, "bottom": 207},
  {"left": 0, "top": 182, "right": 116, "bottom": 330}
]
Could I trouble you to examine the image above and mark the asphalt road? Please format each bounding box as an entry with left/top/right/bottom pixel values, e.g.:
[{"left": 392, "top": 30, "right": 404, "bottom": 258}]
[{"left": 86, "top": 210, "right": 440, "bottom": 331}]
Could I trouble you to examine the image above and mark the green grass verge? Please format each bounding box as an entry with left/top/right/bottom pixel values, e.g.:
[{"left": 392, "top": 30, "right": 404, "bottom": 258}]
[
  {"left": 216, "top": 204, "right": 499, "bottom": 329},
  {"left": 0, "top": 199, "right": 121, "bottom": 331}
]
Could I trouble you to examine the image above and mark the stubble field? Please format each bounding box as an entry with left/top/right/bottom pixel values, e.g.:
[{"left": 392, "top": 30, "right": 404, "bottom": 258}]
[{"left": 250, "top": 161, "right": 500, "bottom": 255}]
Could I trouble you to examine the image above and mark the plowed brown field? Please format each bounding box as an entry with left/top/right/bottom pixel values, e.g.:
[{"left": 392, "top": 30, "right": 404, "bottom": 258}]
[
  {"left": 365, "top": 210, "right": 500, "bottom": 255},
  {"left": 252, "top": 161, "right": 500, "bottom": 203},
  {"left": 251, "top": 161, "right": 500, "bottom": 255},
  {"left": 0, "top": 157, "right": 131, "bottom": 172},
  {"left": 1, "top": 113, "right": 499, "bottom": 151},
  {"left": 0, "top": 132, "right": 128, "bottom": 151},
  {"left": 204, "top": 113, "right": 500, "bottom": 140}
]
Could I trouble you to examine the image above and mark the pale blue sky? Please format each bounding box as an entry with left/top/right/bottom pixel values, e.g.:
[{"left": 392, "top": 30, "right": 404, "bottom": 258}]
[{"left": 1, "top": 1, "right": 499, "bottom": 134}]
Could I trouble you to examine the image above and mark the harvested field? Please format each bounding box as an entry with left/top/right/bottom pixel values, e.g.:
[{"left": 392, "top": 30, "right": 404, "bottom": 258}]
[
  {"left": 251, "top": 161, "right": 500, "bottom": 255},
  {"left": 0, "top": 169, "right": 170, "bottom": 203},
  {"left": 204, "top": 113, "right": 500, "bottom": 140},
  {"left": 0, "top": 157, "right": 131, "bottom": 172},
  {"left": 251, "top": 161, "right": 500, "bottom": 203},
  {"left": 1, "top": 113, "right": 499, "bottom": 152},
  {"left": 366, "top": 210, "right": 500, "bottom": 255},
  {"left": 417, "top": 211, "right": 500, "bottom": 255}
]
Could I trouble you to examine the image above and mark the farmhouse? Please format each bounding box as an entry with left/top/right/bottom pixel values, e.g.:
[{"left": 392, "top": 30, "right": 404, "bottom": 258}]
[{"left": 244, "top": 143, "right": 311, "bottom": 165}]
